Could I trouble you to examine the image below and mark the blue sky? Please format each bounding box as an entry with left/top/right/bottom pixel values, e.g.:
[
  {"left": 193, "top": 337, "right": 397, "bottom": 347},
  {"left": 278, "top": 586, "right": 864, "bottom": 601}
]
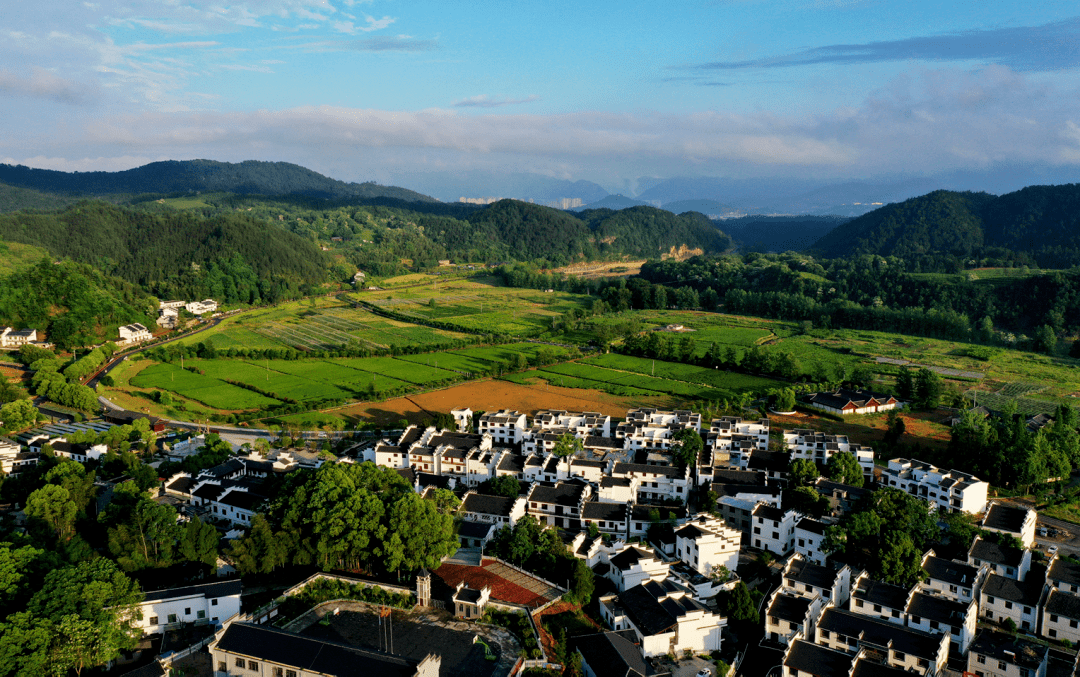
[{"left": 3, "top": 0, "right": 1080, "bottom": 195}]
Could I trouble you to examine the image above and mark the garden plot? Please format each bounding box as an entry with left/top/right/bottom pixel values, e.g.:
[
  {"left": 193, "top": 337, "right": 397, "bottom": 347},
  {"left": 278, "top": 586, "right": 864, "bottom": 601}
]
[{"left": 130, "top": 362, "right": 280, "bottom": 410}]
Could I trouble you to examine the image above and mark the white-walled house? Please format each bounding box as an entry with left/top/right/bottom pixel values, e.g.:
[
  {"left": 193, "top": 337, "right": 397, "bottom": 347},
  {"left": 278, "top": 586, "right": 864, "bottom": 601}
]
[
  {"left": 969, "top": 536, "right": 1032, "bottom": 581},
  {"left": 603, "top": 544, "right": 670, "bottom": 592},
  {"left": 967, "top": 630, "right": 1049, "bottom": 677},
  {"left": 921, "top": 551, "right": 986, "bottom": 604},
  {"left": 979, "top": 573, "right": 1044, "bottom": 634},
  {"left": 137, "top": 580, "right": 241, "bottom": 635},
  {"left": 793, "top": 518, "right": 828, "bottom": 566},
  {"left": 477, "top": 410, "right": 527, "bottom": 444},
  {"left": 118, "top": 323, "right": 152, "bottom": 345},
  {"left": 1041, "top": 588, "right": 1080, "bottom": 644},
  {"left": 814, "top": 605, "right": 950, "bottom": 676},
  {"left": 674, "top": 514, "right": 741, "bottom": 577},
  {"left": 459, "top": 491, "right": 527, "bottom": 528},
  {"left": 609, "top": 462, "right": 691, "bottom": 503},
  {"left": 751, "top": 504, "right": 800, "bottom": 556},
  {"left": 882, "top": 458, "right": 989, "bottom": 514},
  {"left": 783, "top": 429, "right": 875, "bottom": 481},
  {"left": 600, "top": 578, "right": 725, "bottom": 657},
  {"left": 982, "top": 501, "right": 1038, "bottom": 549}
]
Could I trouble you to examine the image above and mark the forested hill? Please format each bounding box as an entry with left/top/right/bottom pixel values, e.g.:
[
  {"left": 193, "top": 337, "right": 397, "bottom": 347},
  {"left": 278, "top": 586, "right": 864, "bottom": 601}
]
[
  {"left": 0, "top": 201, "right": 330, "bottom": 303},
  {"left": 812, "top": 185, "right": 1080, "bottom": 267},
  {"left": 0, "top": 160, "right": 438, "bottom": 202},
  {"left": 458, "top": 201, "right": 732, "bottom": 263}
]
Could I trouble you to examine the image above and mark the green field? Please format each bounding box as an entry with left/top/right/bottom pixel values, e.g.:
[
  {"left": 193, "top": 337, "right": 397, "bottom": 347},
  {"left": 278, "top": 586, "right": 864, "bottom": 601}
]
[
  {"left": 397, "top": 343, "right": 570, "bottom": 375},
  {"left": 330, "top": 357, "right": 459, "bottom": 385},
  {"left": 130, "top": 362, "right": 281, "bottom": 410},
  {"left": 582, "top": 353, "right": 784, "bottom": 391}
]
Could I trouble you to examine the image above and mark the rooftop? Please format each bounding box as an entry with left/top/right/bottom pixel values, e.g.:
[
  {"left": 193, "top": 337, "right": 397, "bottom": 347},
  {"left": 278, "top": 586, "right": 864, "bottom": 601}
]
[
  {"left": 983, "top": 502, "right": 1033, "bottom": 534},
  {"left": 785, "top": 640, "right": 853, "bottom": 677},
  {"left": 144, "top": 579, "right": 241, "bottom": 604},
  {"left": 923, "top": 554, "right": 980, "bottom": 587}
]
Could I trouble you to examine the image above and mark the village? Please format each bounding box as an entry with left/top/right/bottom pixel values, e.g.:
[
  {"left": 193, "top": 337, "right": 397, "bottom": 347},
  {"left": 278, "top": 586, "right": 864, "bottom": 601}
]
[{"left": 3, "top": 385, "right": 1077, "bottom": 677}]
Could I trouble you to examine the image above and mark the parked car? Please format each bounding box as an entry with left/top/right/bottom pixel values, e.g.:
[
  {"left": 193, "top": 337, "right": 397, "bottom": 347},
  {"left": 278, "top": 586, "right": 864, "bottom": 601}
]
[
  {"left": 1038, "top": 527, "right": 1048, "bottom": 537},
  {"left": 696, "top": 670, "right": 712, "bottom": 677},
  {"left": 1049, "top": 545, "right": 1059, "bottom": 556}
]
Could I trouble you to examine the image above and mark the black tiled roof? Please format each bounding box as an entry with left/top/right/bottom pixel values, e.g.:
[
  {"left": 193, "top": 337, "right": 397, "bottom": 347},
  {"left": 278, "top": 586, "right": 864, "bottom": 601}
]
[
  {"left": 796, "top": 518, "right": 826, "bottom": 535},
  {"left": 616, "top": 580, "right": 704, "bottom": 638},
  {"left": 217, "top": 490, "right": 264, "bottom": 511},
  {"left": 923, "top": 555, "right": 980, "bottom": 587},
  {"left": 817, "top": 608, "right": 942, "bottom": 659},
  {"left": 461, "top": 493, "right": 516, "bottom": 517},
  {"left": 529, "top": 481, "right": 587, "bottom": 507},
  {"left": 568, "top": 632, "right": 650, "bottom": 677},
  {"left": 907, "top": 591, "right": 970, "bottom": 627},
  {"left": 854, "top": 578, "right": 910, "bottom": 610},
  {"left": 144, "top": 579, "right": 241, "bottom": 603},
  {"left": 612, "top": 462, "right": 684, "bottom": 479},
  {"left": 1049, "top": 557, "right": 1080, "bottom": 587},
  {"left": 786, "top": 559, "right": 837, "bottom": 591},
  {"left": 753, "top": 503, "right": 789, "bottom": 522},
  {"left": 969, "top": 629, "right": 1048, "bottom": 670},
  {"left": 983, "top": 573, "right": 1043, "bottom": 606},
  {"left": 214, "top": 623, "right": 420, "bottom": 677},
  {"left": 610, "top": 546, "right": 656, "bottom": 570},
  {"left": 970, "top": 537, "right": 1023, "bottom": 567},
  {"left": 983, "top": 503, "right": 1031, "bottom": 533},
  {"left": 768, "top": 593, "right": 811, "bottom": 624},
  {"left": 458, "top": 520, "right": 494, "bottom": 539},
  {"left": 582, "top": 501, "right": 627, "bottom": 522},
  {"left": 785, "top": 640, "right": 853, "bottom": 677},
  {"left": 747, "top": 450, "right": 791, "bottom": 473},
  {"left": 1045, "top": 589, "right": 1080, "bottom": 620}
]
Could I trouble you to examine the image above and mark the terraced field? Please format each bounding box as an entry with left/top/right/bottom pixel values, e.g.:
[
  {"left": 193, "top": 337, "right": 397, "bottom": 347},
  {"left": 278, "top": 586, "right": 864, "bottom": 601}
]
[{"left": 130, "top": 362, "right": 280, "bottom": 410}]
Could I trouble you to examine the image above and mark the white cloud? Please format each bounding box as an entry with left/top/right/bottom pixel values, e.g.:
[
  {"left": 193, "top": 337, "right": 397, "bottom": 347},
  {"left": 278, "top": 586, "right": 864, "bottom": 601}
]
[
  {"left": 452, "top": 95, "right": 541, "bottom": 108},
  {"left": 0, "top": 67, "right": 96, "bottom": 104},
  {"left": 333, "top": 15, "right": 395, "bottom": 34}
]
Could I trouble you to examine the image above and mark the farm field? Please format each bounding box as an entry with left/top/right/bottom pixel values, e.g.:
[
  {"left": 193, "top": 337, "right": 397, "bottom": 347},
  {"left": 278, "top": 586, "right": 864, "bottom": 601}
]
[
  {"left": 536, "top": 361, "right": 744, "bottom": 400},
  {"left": 396, "top": 343, "right": 572, "bottom": 376},
  {"left": 174, "top": 297, "right": 472, "bottom": 352},
  {"left": 362, "top": 276, "right": 592, "bottom": 336},
  {"left": 129, "top": 361, "right": 281, "bottom": 410},
  {"left": 339, "top": 378, "right": 666, "bottom": 426},
  {"left": 582, "top": 353, "right": 784, "bottom": 392}
]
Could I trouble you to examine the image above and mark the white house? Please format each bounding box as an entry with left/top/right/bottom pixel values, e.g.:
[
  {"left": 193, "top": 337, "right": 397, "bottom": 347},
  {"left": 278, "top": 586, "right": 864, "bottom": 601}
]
[
  {"left": 609, "top": 462, "right": 691, "bottom": 503},
  {"left": 674, "top": 514, "right": 741, "bottom": 577},
  {"left": 814, "top": 605, "right": 950, "bottom": 675},
  {"left": 531, "top": 410, "right": 611, "bottom": 438},
  {"left": 477, "top": 410, "right": 527, "bottom": 444},
  {"left": 979, "top": 573, "right": 1044, "bottom": 634},
  {"left": 159, "top": 300, "right": 185, "bottom": 310},
  {"left": 765, "top": 588, "right": 822, "bottom": 646},
  {"left": 1041, "top": 588, "right": 1080, "bottom": 645},
  {"left": 459, "top": 491, "right": 527, "bottom": 528},
  {"left": 921, "top": 551, "right": 986, "bottom": 604},
  {"left": 793, "top": 518, "right": 828, "bottom": 566},
  {"left": 783, "top": 429, "right": 875, "bottom": 482},
  {"left": 603, "top": 544, "right": 670, "bottom": 592},
  {"left": 751, "top": 504, "right": 800, "bottom": 556},
  {"left": 969, "top": 536, "right": 1032, "bottom": 581},
  {"left": 450, "top": 408, "right": 472, "bottom": 432},
  {"left": 882, "top": 458, "right": 989, "bottom": 514},
  {"left": 210, "top": 622, "right": 440, "bottom": 677},
  {"left": 0, "top": 438, "right": 38, "bottom": 474},
  {"left": 967, "top": 629, "right": 1049, "bottom": 677},
  {"left": 615, "top": 409, "right": 702, "bottom": 451},
  {"left": 46, "top": 439, "right": 108, "bottom": 464},
  {"left": 0, "top": 327, "right": 37, "bottom": 348},
  {"left": 982, "top": 502, "right": 1038, "bottom": 549},
  {"left": 118, "top": 323, "right": 152, "bottom": 345},
  {"left": 137, "top": 580, "right": 241, "bottom": 635},
  {"left": 599, "top": 578, "right": 725, "bottom": 657},
  {"left": 185, "top": 299, "right": 218, "bottom": 315}
]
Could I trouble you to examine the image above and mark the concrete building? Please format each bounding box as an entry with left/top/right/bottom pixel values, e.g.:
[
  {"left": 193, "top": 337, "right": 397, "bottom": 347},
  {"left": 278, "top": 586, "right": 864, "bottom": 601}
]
[
  {"left": 882, "top": 458, "right": 989, "bottom": 514},
  {"left": 982, "top": 502, "right": 1038, "bottom": 548},
  {"left": 751, "top": 504, "right": 800, "bottom": 555},
  {"left": 783, "top": 429, "right": 875, "bottom": 482},
  {"left": 137, "top": 580, "right": 241, "bottom": 635},
  {"left": 674, "top": 514, "right": 741, "bottom": 577},
  {"left": 477, "top": 410, "right": 527, "bottom": 444},
  {"left": 599, "top": 578, "right": 725, "bottom": 657},
  {"left": 967, "top": 629, "right": 1048, "bottom": 677}
]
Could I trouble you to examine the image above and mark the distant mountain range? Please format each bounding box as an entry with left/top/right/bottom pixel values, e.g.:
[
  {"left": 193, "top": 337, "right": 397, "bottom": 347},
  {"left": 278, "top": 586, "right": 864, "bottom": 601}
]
[
  {"left": 810, "top": 184, "right": 1080, "bottom": 266},
  {"left": 0, "top": 159, "right": 437, "bottom": 202},
  {"left": 573, "top": 194, "right": 652, "bottom": 211}
]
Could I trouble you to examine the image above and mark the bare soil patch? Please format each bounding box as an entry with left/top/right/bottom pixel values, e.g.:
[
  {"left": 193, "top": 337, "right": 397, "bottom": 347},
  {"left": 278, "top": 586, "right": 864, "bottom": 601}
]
[
  {"left": 768, "top": 409, "right": 952, "bottom": 452},
  {"left": 340, "top": 378, "right": 670, "bottom": 426},
  {"left": 550, "top": 260, "right": 646, "bottom": 279}
]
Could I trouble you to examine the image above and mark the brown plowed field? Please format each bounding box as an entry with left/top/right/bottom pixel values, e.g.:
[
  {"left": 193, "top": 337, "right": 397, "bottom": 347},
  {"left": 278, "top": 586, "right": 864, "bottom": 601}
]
[{"left": 339, "top": 378, "right": 671, "bottom": 425}]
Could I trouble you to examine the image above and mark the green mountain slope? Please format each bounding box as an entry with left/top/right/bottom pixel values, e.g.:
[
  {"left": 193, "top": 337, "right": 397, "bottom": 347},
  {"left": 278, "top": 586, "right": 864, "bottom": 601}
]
[
  {"left": 0, "top": 201, "right": 330, "bottom": 303},
  {"left": 0, "top": 159, "right": 438, "bottom": 202},
  {"left": 811, "top": 184, "right": 1080, "bottom": 266}
]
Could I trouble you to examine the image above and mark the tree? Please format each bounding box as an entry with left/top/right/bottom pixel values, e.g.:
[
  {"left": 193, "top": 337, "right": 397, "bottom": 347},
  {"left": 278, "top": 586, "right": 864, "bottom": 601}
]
[
  {"left": 785, "top": 486, "right": 829, "bottom": 518},
  {"left": 43, "top": 461, "right": 96, "bottom": 515},
  {"left": 428, "top": 488, "right": 460, "bottom": 515},
  {"left": 825, "top": 451, "right": 864, "bottom": 487},
  {"left": 178, "top": 517, "right": 219, "bottom": 569},
  {"left": 671, "top": 428, "right": 703, "bottom": 472},
  {"left": 25, "top": 485, "right": 78, "bottom": 543},
  {"left": 914, "top": 368, "right": 942, "bottom": 410},
  {"left": 0, "top": 399, "right": 37, "bottom": 433},
  {"left": 487, "top": 474, "right": 521, "bottom": 499},
  {"left": 896, "top": 368, "right": 914, "bottom": 401},
  {"left": 775, "top": 388, "right": 796, "bottom": 413},
  {"left": 789, "top": 459, "right": 819, "bottom": 487},
  {"left": 1035, "top": 324, "right": 1058, "bottom": 354},
  {"left": 106, "top": 497, "right": 179, "bottom": 572},
  {"left": 0, "top": 543, "right": 52, "bottom": 617},
  {"left": 552, "top": 433, "right": 583, "bottom": 458},
  {"left": 717, "top": 581, "right": 757, "bottom": 624},
  {"left": 567, "top": 557, "right": 594, "bottom": 605},
  {"left": 227, "top": 515, "right": 286, "bottom": 575},
  {"left": 877, "top": 531, "right": 923, "bottom": 587},
  {"left": 387, "top": 491, "right": 458, "bottom": 573}
]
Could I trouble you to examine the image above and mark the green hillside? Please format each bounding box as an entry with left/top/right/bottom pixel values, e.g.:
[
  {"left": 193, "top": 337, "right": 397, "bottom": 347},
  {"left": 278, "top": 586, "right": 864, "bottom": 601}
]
[
  {"left": 811, "top": 184, "right": 1080, "bottom": 267},
  {"left": 0, "top": 201, "right": 331, "bottom": 303},
  {"left": 0, "top": 159, "right": 437, "bottom": 202}
]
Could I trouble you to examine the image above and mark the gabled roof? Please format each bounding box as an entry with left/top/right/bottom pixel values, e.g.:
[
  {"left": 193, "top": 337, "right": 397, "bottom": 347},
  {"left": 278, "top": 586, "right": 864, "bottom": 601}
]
[
  {"left": 528, "top": 481, "right": 587, "bottom": 507},
  {"left": 907, "top": 591, "right": 971, "bottom": 626},
  {"left": 1045, "top": 589, "right": 1080, "bottom": 620},
  {"left": 817, "top": 608, "right": 942, "bottom": 660},
  {"left": 582, "top": 501, "right": 627, "bottom": 522},
  {"left": 982, "top": 503, "right": 1033, "bottom": 533},
  {"left": 785, "top": 640, "right": 853, "bottom": 677},
  {"left": 923, "top": 555, "right": 980, "bottom": 587},
  {"left": 853, "top": 577, "right": 910, "bottom": 610},
  {"left": 144, "top": 579, "right": 241, "bottom": 604},
  {"left": 753, "top": 503, "right": 792, "bottom": 522},
  {"left": 795, "top": 517, "right": 827, "bottom": 535},
  {"left": 746, "top": 450, "right": 791, "bottom": 473},
  {"left": 768, "top": 592, "right": 812, "bottom": 624},
  {"left": 786, "top": 558, "right": 837, "bottom": 591},
  {"left": 497, "top": 453, "right": 525, "bottom": 473},
  {"left": 611, "top": 462, "right": 685, "bottom": 479},
  {"left": 970, "top": 537, "right": 1023, "bottom": 568},
  {"left": 610, "top": 546, "right": 658, "bottom": 570},
  {"left": 461, "top": 493, "right": 516, "bottom": 517},
  {"left": 1048, "top": 557, "right": 1080, "bottom": 588},
  {"left": 569, "top": 632, "right": 651, "bottom": 677},
  {"left": 458, "top": 520, "right": 495, "bottom": 539},
  {"left": 982, "top": 573, "right": 1043, "bottom": 607},
  {"left": 217, "top": 490, "right": 264, "bottom": 511},
  {"left": 616, "top": 580, "right": 704, "bottom": 637},
  {"left": 214, "top": 623, "right": 420, "bottom": 677}
]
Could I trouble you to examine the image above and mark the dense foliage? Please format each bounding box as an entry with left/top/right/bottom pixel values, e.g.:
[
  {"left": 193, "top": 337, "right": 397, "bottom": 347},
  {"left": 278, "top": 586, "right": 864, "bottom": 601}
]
[
  {"left": 813, "top": 185, "right": 1080, "bottom": 268},
  {"left": 0, "top": 160, "right": 436, "bottom": 202},
  {"left": 0, "top": 259, "right": 156, "bottom": 349},
  {"left": 0, "top": 202, "right": 330, "bottom": 303}
]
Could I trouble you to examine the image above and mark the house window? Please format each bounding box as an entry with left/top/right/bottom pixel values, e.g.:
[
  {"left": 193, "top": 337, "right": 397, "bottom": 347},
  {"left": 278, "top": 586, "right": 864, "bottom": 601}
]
[
  {"left": 198, "top": 611, "right": 206, "bottom": 619},
  {"left": 1050, "top": 629, "right": 1058, "bottom": 637},
  {"left": 236, "top": 659, "right": 245, "bottom": 668},
  {"left": 1051, "top": 614, "right": 1060, "bottom": 622},
  {"left": 1004, "top": 601, "right": 1013, "bottom": 610},
  {"left": 168, "top": 614, "right": 178, "bottom": 624},
  {"left": 855, "top": 600, "right": 864, "bottom": 608},
  {"left": 976, "top": 655, "right": 985, "bottom": 664},
  {"left": 185, "top": 608, "right": 192, "bottom": 615},
  {"left": 286, "top": 672, "right": 297, "bottom": 677},
  {"left": 212, "top": 599, "right": 219, "bottom": 606},
  {"left": 820, "top": 630, "right": 830, "bottom": 639},
  {"left": 218, "top": 663, "right": 227, "bottom": 673},
  {"left": 987, "top": 596, "right": 996, "bottom": 605},
  {"left": 248, "top": 662, "right": 258, "bottom": 671},
  {"left": 274, "top": 669, "right": 283, "bottom": 677},
  {"left": 1071, "top": 619, "right": 1078, "bottom": 629},
  {"left": 149, "top": 616, "right": 159, "bottom": 625}
]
